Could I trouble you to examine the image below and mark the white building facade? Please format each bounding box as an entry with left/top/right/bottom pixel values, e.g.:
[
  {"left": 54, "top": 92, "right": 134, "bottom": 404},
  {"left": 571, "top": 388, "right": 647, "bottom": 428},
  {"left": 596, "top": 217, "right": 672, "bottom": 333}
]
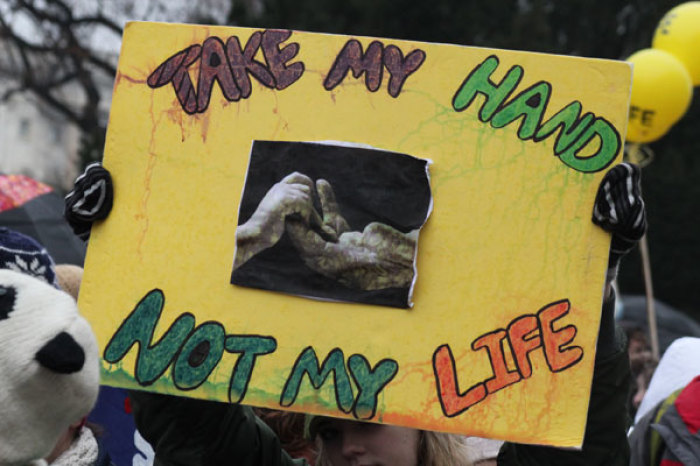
[{"left": 0, "top": 76, "right": 113, "bottom": 192}]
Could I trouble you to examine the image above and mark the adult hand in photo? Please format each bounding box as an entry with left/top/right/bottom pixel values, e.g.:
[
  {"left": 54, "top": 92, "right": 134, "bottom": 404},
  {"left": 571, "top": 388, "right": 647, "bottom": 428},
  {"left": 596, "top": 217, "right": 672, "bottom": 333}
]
[
  {"left": 234, "top": 172, "right": 335, "bottom": 268},
  {"left": 315, "top": 179, "right": 350, "bottom": 237},
  {"left": 286, "top": 179, "right": 417, "bottom": 290}
]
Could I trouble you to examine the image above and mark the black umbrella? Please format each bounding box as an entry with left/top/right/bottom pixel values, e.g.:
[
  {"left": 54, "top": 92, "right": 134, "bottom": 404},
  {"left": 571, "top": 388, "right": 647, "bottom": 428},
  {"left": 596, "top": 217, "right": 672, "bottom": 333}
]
[
  {"left": 619, "top": 294, "right": 700, "bottom": 354},
  {"left": 0, "top": 174, "right": 85, "bottom": 265}
]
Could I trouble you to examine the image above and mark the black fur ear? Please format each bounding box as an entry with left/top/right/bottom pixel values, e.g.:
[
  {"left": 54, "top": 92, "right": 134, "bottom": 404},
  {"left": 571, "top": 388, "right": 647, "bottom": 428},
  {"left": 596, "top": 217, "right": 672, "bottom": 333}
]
[{"left": 0, "top": 286, "right": 16, "bottom": 321}]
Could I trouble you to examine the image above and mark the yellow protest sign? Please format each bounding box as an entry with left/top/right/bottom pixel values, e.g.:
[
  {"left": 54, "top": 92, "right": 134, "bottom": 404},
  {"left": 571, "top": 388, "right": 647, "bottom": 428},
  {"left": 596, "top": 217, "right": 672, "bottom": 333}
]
[{"left": 80, "top": 21, "right": 631, "bottom": 447}]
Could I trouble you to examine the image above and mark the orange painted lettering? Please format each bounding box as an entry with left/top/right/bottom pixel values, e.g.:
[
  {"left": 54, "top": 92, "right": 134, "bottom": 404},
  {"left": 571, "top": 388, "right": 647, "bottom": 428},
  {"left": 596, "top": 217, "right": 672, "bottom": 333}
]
[
  {"left": 472, "top": 330, "right": 521, "bottom": 393},
  {"left": 538, "top": 300, "right": 583, "bottom": 372},
  {"left": 507, "top": 315, "right": 541, "bottom": 378},
  {"left": 433, "top": 344, "right": 487, "bottom": 417}
]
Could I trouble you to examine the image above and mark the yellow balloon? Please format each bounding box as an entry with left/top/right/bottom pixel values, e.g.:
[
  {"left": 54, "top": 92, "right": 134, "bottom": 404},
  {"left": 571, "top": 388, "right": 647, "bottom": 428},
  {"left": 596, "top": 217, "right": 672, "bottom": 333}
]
[
  {"left": 625, "top": 49, "right": 693, "bottom": 143},
  {"left": 626, "top": 118, "right": 672, "bottom": 145},
  {"left": 653, "top": 2, "right": 700, "bottom": 85}
]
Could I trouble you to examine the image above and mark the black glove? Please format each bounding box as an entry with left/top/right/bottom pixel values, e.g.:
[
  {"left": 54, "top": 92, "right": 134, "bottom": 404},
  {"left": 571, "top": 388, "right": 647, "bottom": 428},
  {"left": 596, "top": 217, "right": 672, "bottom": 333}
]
[
  {"left": 64, "top": 163, "right": 114, "bottom": 241},
  {"left": 592, "top": 162, "right": 646, "bottom": 359},
  {"left": 592, "top": 162, "right": 647, "bottom": 276}
]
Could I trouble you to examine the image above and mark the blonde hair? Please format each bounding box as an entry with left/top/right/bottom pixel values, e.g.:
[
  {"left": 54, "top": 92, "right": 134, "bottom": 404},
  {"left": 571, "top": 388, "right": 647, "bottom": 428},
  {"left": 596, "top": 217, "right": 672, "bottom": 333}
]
[
  {"left": 55, "top": 264, "right": 83, "bottom": 300},
  {"left": 315, "top": 429, "right": 472, "bottom": 466}
]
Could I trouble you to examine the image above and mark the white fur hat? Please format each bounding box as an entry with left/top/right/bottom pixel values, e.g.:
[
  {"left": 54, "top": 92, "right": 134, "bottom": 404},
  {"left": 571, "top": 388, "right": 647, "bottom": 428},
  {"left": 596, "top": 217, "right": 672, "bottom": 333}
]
[
  {"left": 0, "top": 269, "right": 99, "bottom": 465},
  {"left": 634, "top": 336, "right": 700, "bottom": 424}
]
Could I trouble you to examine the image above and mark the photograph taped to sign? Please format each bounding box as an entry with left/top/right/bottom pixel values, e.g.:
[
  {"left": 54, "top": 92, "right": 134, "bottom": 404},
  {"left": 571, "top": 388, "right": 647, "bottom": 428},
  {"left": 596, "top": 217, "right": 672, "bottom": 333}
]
[
  {"left": 79, "top": 21, "right": 632, "bottom": 447},
  {"left": 231, "top": 140, "right": 432, "bottom": 308}
]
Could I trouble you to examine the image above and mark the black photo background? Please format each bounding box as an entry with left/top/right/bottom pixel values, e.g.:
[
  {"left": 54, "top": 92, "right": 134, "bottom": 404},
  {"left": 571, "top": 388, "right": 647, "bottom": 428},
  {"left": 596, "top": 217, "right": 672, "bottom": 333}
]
[{"left": 231, "top": 140, "right": 432, "bottom": 308}]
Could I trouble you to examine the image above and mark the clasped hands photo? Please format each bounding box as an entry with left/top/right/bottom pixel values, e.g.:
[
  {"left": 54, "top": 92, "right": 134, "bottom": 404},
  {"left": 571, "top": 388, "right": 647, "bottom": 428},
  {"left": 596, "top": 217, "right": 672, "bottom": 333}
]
[{"left": 231, "top": 141, "right": 432, "bottom": 309}]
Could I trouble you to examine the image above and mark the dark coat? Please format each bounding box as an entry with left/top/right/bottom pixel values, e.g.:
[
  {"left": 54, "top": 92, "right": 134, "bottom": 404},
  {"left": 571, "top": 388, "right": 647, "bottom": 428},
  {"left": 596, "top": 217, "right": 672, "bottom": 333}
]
[{"left": 130, "top": 392, "right": 304, "bottom": 466}]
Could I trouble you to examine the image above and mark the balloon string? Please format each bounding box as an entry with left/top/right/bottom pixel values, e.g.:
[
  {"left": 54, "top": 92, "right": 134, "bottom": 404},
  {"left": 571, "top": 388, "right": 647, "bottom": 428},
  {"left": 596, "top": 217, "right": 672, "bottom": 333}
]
[
  {"left": 622, "top": 141, "right": 660, "bottom": 360},
  {"left": 624, "top": 142, "right": 655, "bottom": 167}
]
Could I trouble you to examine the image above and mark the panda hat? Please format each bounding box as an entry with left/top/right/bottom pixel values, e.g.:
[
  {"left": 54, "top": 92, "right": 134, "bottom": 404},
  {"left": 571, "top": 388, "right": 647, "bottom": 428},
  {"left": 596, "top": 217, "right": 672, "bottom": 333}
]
[{"left": 0, "top": 229, "right": 99, "bottom": 465}]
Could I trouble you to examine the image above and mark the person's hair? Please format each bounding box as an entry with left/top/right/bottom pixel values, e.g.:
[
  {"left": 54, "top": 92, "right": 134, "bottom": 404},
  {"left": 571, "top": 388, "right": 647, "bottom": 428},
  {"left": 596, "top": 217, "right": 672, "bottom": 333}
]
[
  {"left": 625, "top": 327, "right": 649, "bottom": 349},
  {"left": 254, "top": 408, "right": 316, "bottom": 464},
  {"left": 418, "top": 430, "right": 473, "bottom": 466},
  {"left": 315, "top": 429, "right": 472, "bottom": 466}
]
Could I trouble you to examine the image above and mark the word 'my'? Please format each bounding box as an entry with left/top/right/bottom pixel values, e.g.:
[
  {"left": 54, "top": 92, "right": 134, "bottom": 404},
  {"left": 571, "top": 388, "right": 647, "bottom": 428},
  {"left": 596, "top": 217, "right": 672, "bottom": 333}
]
[
  {"left": 147, "top": 30, "right": 304, "bottom": 114},
  {"left": 433, "top": 299, "right": 583, "bottom": 417},
  {"left": 281, "top": 347, "right": 398, "bottom": 420},
  {"left": 453, "top": 55, "right": 621, "bottom": 173},
  {"left": 324, "top": 39, "right": 426, "bottom": 97}
]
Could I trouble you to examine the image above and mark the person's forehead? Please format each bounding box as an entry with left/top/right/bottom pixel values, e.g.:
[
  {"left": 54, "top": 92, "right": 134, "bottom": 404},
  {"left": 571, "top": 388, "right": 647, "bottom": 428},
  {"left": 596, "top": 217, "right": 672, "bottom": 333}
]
[
  {"left": 317, "top": 417, "right": 378, "bottom": 431},
  {"left": 629, "top": 338, "right": 646, "bottom": 348},
  {"left": 318, "top": 417, "right": 353, "bottom": 428}
]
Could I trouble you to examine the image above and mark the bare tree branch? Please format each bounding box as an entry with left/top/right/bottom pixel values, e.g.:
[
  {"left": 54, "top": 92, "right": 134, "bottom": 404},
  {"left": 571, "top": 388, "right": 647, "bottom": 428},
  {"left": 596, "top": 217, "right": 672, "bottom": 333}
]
[
  {"left": 0, "top": 0, "right": 230, "bottom": 166},
  {"left": 0, "top": 0, "right": 118, "bottom": 156},
  {"left": 73, "top": 14, "right": 122, "bottom": 35}
]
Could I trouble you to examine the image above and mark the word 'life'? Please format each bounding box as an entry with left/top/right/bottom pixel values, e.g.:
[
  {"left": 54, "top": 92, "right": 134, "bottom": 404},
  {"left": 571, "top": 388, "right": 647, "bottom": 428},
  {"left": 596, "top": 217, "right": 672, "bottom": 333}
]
[{"left": 433, "top": 299, "right": 583, "bottom": 417}]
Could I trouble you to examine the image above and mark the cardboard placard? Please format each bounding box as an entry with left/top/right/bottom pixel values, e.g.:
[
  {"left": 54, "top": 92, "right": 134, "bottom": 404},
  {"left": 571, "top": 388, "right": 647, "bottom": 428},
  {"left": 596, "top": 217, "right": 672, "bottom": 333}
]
[{"left": 80, "top": 21, "right": 631, "bottom": 447}]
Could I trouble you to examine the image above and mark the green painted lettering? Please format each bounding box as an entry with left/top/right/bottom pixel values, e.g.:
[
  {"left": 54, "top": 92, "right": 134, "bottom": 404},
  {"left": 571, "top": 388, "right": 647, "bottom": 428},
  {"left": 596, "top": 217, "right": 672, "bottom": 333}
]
[
  {"left": 348, "top": 355, "right": 399, "bottom": 420},
  {"left": 225, "top": 335, "right": 278, "bottom": 403},
  {"left": 280, "top": 347, "right": 355, "bottom": 413},
  {"left": 534, "top": 101, "right": 594, "bottom": 154},
  {"left": 452, "top": 56, "right": 622, "bottom": 173},
  {"left": 173, "top": 322, "right": 226, "bottom": 390},
  {"left": 558, "top": 118, "right": 620, "bottom": 172},
  {"left": 104, "top": 290, "right": 277, "bottom": 394},
  {"left": 103, "top": 289, "right": 195, "bottom": 386},
  {"left": 491, "top": 81, "right": 551, "bottom": 139},
  {"left": 452, "top": 55, "right": 522, "bottom": 121}
]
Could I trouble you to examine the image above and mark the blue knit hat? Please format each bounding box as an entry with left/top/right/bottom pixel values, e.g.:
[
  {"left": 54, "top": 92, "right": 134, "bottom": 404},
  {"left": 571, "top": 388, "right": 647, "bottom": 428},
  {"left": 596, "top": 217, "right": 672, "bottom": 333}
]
[{"left": 0, "top": 227, "right": 58, "bottom": 287}]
